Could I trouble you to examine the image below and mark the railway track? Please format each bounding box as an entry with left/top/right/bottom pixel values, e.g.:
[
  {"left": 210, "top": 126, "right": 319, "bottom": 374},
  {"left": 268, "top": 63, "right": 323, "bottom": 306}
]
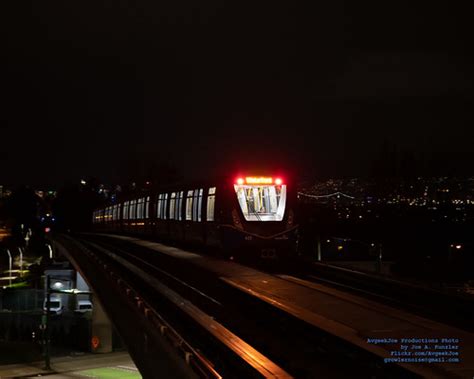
[{"left": 290, "top": 260, "right": 474, "bottom": 333}]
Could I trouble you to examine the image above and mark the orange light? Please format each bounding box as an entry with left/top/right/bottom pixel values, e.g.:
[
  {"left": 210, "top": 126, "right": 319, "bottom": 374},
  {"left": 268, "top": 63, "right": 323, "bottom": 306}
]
[
  {"left": 275, "top": 178, "right": 283, "bottom": 185},
  {"left": 245, "top": 177, "right": 273, "bottom": 184},
  {"left": 237, "top": 178, "right": 244, "bottom": 185}
]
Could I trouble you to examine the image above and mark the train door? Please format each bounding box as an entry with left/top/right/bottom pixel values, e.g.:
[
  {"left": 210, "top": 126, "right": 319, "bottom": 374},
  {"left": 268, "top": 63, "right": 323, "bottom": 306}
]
[{"left": 183, "top": 188, "right": 205, "bottom": 244}]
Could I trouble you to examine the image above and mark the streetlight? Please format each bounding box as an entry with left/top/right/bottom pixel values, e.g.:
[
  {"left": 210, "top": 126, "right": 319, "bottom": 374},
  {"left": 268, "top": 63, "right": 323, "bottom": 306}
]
[
  {"left": 18, "top": 247, "right": 23, "bottom": 277},
  {"left": 46, "top": 244, "right": 53, "bottom": 259},
  {"left": 6, "top": 249, "right": 12, "bottom": 287}
]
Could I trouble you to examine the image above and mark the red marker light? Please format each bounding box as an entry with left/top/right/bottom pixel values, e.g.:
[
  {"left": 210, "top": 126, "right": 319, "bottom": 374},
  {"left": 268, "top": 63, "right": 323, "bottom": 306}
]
[
  {"left": 275, "top": 178, "right": 283, "bottom": 185},
  {"left": 237, "top": 178, "right": 244, "bottom": 185},
  {"left": 45, "top": 227, "right": 51, "bottom": 233}
]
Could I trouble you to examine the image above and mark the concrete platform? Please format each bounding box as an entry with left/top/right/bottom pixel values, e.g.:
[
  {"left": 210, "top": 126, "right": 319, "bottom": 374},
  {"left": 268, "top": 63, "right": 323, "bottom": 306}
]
[
  {"left": 95, "top": 234, "right": 474, "bottom": 379},
  {"left": 0, "top": 351, "right": 139, "bottom": 378}
]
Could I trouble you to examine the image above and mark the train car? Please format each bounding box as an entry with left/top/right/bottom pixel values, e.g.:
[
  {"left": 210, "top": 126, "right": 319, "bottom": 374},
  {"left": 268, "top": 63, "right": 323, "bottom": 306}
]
[{"left": 92, "top": 173, "right": 298, "bottom": 259}]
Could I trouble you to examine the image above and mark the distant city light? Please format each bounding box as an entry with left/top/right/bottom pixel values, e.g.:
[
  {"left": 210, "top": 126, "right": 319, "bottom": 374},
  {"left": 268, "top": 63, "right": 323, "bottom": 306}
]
[{"left": 80, "top": 180, "right": 86, "bottom": 185}]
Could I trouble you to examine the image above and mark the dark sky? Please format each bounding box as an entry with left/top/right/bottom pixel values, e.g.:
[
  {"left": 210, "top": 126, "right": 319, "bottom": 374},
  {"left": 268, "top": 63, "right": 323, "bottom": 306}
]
[{"left": 1, "top": 2, "right": 473, "bottom": 187}]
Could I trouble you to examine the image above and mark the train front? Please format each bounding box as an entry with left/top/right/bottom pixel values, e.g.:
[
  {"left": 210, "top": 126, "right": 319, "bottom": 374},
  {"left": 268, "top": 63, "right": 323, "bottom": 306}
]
[{"left": 223, "top": 175, "right": 298, "bottom": 259}]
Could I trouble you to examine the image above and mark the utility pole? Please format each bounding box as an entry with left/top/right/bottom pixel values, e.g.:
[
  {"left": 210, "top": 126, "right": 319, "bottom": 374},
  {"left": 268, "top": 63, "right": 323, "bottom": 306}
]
[{"left": 42, "top": 275, "right": 51, "bottom": 371}]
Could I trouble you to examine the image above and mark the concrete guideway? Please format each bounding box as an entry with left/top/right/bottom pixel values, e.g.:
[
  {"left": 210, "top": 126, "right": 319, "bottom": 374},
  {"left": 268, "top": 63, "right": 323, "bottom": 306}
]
[
  {"left": 0, "top": 352, "right": 139, "bottom": 378},
  {"left": 52, "top": 236, "right": 201, "bottom": 379},
  {"left": 97, "top": 233, "right": 474, "bottom": 379},
  {"left": 84, "top": 239, "right": 292, "bottom": 379}
]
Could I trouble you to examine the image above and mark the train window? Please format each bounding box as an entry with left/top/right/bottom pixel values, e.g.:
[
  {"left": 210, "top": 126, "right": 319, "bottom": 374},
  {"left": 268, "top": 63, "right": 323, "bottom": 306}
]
[
  {"left": 158, "top": 195, "right": 162, "bottom": 219},
  {"left": 141, "top": 198, "right": 145, "bottom": 218},
  {"left": 207, "top": 187, "right": 216, "bottom": 221},
  {"left": 157, "top": 194, "right": 163, "bottom": 219},
  {"left": 136, "top": 198, "right": 143, "bottom": 219},
  {"left": 123, "top": 201, "right": 130, "bottom": 220},
  {"left": 234, "top": 183, "right": 287, "bottom": 221},
  {"left": 176, "top": 191, "right": 184, "bottom": 220},
  {"left": 169, "top": 192, "right": 176, "bottom": 220},
  {"left": 197, "top": 189, "right": 203, "bottom": 222},
  {"left": 145, "top": 196, "right": 150, "bottom": 219},
  {"left": 192, "top": 189, "right": 199, "bottom": 221},
  {"left": 130, "top": 199, "right": 137, "bottom": 220},
  {"left": 186, "top": 190, "right": 193, "bottom": 220},
  {"left": 162, "top": 193, "right": 168, "bottom": 220}
]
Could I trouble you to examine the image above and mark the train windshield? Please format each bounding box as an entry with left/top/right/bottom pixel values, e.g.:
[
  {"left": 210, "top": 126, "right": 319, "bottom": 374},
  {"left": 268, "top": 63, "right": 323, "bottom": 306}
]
[{"left": 234, "top": 184, "right": 286, "bottom": 221}]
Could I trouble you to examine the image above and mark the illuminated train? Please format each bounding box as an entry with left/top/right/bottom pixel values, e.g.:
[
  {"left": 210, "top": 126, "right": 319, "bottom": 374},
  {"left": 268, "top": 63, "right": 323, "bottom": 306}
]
[{"left": 92, "top": 175, "right": 298, "bottom": 259}]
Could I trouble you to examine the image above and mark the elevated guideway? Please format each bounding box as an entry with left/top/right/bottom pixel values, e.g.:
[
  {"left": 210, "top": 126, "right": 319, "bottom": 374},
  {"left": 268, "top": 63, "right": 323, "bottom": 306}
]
[
  {"left": 83, "top": 233, "right": 474, "bottom": 379},
  {"left": 53, "top": 234, "right": 292, "bottom": 379}
]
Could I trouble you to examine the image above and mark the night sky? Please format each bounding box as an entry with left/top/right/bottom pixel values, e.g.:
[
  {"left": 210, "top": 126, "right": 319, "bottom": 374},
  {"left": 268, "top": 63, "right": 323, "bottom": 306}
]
[{"left": 1, "top": 3, "right": 473, "bottom": 187}]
